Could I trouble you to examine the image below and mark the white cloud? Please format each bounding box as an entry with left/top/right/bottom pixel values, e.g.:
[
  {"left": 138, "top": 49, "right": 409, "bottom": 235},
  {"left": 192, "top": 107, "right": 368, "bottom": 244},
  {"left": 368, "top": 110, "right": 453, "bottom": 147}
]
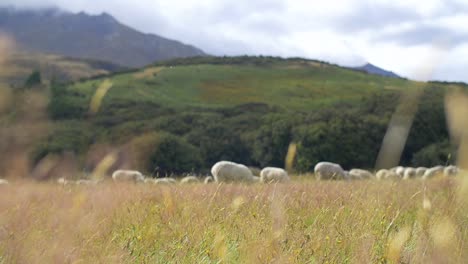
[{"left": 2, "top": 0, "right": 468, "bottom": 82}]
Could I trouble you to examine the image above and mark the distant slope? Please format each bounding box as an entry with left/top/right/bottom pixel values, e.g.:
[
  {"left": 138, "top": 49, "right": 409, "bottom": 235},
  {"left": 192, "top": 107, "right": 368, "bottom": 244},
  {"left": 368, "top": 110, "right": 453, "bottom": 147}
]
[
  {"left": 351, "top": 63, "right": 400, "bottom": 78},
  {"left": 0, "top": 7, "right": 205, "bottom": 68},
  {"left": 0, "top": 51, "right": 127, "bottom": 85},
  {"left": 62, "top": 56, "right": 418, "bottom": 112}
]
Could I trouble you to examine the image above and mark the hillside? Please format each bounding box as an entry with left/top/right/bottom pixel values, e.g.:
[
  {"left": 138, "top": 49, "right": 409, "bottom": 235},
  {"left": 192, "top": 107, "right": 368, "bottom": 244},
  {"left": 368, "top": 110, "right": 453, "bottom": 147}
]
[
  {"left": 0, "top": 7, "right": 205, "bottom": 68},
  {"left": 0, "top": 51, "right": 127, "bottom": 86},
  {"left": 37, "top": 56, "right": 462, "bottom": 175}
]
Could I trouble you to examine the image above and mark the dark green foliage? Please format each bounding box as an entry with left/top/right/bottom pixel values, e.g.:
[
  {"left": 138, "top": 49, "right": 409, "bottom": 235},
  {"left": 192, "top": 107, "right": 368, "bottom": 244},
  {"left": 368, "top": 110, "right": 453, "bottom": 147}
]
[
  {"left": 294, "top": 115, "right": 388, "bottom": 172},
  {"left": 48, "top": 81, "right": 87, "bottom": 119},
  {"left": 31, "top": 123, "right": 93, "bottom": 164},
  {"left": 412, "top": 140, "right": 456, "bottom": 167},
  {"left": 148, "top": 134, "right": 202, "bottom": 176},
  {"left": 251, "top": 118, "right": 293, "bottom": 168},
  {"left": 402, "top": 87, "right": 449, "bottom": 165},
  {"left": 24, "top": 70, "right": 42, "bottom": 88}
]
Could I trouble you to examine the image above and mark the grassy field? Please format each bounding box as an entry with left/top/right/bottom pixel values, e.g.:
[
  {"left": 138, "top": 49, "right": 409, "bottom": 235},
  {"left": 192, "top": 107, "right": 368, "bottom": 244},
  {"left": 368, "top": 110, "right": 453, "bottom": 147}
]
[
  {"left": 67, "top": 58, "right": 421, "bottom": 111},
  {"left": 0, "top": 176, "right": 467, "bottom": 263}
]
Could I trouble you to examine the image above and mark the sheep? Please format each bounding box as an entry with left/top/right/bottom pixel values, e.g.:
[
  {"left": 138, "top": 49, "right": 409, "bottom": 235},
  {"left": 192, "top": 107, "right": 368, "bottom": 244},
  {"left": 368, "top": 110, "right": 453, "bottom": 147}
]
[
  {"left": 415, "top": 167, "right": 427, "bottom": 177},
  {"left": 75, "top": 179, "right": 100, "bottom": 185},
  {"left": 248, "top": 167, "right": 261, "bottom": 177},
  {"left": 211, "top": 161, "right": 255, "bottom": 183},
  {"left": 348, "top": 169, "right": 374, "bottom": 180},
  {"left": 260, "top": 167, "right": 290, "bottom": 183},
  {"left": 0, "top": 179, "right": 9, "bottom": 185},
  {"left": 251, "top": 176, "right": 261, "bottom": 183},
  {"left": 144, "top": 178, "right": 157, "bottom": 184},
  {"left": 57, "top": 177, "right": 70, "bottom": 185},
  {"left": 155, "top": 178, "right": 177, "bottom": 185},
  {"left": 403, "top": 168, "right": 417, "bottom": 180},
  {"left": 112, "top": 170, "right": 145, "bottom": 183},
  {"left": 422, "top": 166, "right": 445, "bottom": 180},
  {"left": 394, "top": 166, "right": 405, "bottom": 177},
  {"left": 444, "top": 165, "right": 459, "bottom": 177},
  {"left": 204, "top": 176, "right": 215, "bottom": 184},
  {"left": 314, "top": 162, "right": 348, "bottom": 180},
  {"left": 375, "top": 169, "right": 399, "bottom": 180},
  {"left": 180, "top": 176, "right": 200, "bottom": 184}
]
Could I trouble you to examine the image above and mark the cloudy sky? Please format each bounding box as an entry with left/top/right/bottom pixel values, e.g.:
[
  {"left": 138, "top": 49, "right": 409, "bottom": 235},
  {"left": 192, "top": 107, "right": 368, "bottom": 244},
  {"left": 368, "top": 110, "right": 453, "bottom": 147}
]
[{"left": 3, "top": 0, "right": 468, "bottom": 82}]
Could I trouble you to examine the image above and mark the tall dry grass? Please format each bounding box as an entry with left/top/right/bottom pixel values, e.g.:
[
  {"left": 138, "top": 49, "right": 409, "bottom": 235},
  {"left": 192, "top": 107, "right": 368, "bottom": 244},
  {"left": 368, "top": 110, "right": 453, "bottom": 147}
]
[{"left": 0, "top": 178, "right": 466, "bottom": 263}]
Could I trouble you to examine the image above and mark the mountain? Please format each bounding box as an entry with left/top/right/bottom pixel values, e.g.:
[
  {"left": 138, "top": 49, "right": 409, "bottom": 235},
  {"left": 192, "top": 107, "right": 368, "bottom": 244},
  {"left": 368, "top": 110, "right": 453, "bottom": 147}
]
[
  {"left": 0, "top": 7, "right": 205, "bottom": 68},
  {"left": 351, "top": 63, "right": 400, "bottom": 78}
]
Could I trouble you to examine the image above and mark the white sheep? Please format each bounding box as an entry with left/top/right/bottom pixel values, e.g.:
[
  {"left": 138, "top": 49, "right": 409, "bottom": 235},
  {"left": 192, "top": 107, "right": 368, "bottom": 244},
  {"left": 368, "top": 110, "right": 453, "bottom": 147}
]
[
  {"left": 0, "top": 179, "right": 9, "bottom": 185},
  {"left": 144, "top": 178, "right": 157, "bottom": 184},
  {"left": 444, "top": 165, "right": 459, "bottom": 177},
  {"left": 415, "top": 167, "right": 427, "bottom": 177},
  {"left": 403, "top": 168, "right": 417, "bottom": 180},
  {"left": 248, "top": 167, "right": 261, "bottom": 177},
  {"left": 155, "top": 178, "right": 177, "bottom": 185},
  {"left": 180, "top": 176, "right": 200, "bottom": 184},
  {"left": 422, "top": 166, "right": 445, "bottom": 180},
  {"left": 112, "top": 170, "right": 145, "bottom": 183},
  {"left": 251, "top": 176, "right": 261, "bottom": 183},
  {"left": 348, "top": 169, "right": 374, "bottom": 180},
  {"left": 211, "top": 161, "right": 255, "bottom": 183},
  {"left": 314, "top": 162, "right": 348, "bottom": 180},
  {"left": 260, "top": 167, "right": 290, "bottom": 183},
  {"left": 57, "top": 177, "right": 70, "bottom": 185},
  {"left": 394, "top": 166, "right": 405, "bottom": 177},
  {"left": 375, "top": 169, "right": 399, "bottom": 180},
  {"left": 204, "top": 176, "right": 215, "bottom": 184}
]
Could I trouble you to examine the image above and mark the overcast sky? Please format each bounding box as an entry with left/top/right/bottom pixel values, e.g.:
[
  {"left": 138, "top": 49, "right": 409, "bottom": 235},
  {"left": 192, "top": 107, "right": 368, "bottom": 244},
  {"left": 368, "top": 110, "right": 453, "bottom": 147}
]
[{"left": 3, "top": 0, "right": 468, "bottom": 82}]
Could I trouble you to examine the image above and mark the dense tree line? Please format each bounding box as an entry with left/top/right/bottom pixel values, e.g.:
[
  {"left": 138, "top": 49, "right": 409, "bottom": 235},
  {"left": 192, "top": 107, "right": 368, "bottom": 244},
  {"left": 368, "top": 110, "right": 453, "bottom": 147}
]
[{"left": 38, "top": 80, "right": 458, "bottom": 176}]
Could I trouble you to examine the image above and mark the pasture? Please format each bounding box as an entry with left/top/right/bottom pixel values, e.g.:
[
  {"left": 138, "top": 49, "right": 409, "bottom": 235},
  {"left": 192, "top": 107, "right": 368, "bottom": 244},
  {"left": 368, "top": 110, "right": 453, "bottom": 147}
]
[{"left": 0, "top": 176, "right": 467, "bottom": 263}]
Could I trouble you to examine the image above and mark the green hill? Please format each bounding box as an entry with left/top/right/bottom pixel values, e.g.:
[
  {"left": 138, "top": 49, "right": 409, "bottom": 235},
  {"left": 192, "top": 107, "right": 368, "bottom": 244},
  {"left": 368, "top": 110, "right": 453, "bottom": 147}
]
[
  {"left": 38, "top": 56, "right": 464, "bottom": 176},
  {"left": 65, "top": 57, "right": 418, "bottom": 111}
]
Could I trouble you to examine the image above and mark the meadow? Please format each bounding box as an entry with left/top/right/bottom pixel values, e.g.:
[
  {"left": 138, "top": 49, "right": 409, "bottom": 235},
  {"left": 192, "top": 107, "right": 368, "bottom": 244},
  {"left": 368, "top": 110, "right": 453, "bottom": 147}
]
[{"left": 0, "top": 176, "right": 467, "bottom": 263}]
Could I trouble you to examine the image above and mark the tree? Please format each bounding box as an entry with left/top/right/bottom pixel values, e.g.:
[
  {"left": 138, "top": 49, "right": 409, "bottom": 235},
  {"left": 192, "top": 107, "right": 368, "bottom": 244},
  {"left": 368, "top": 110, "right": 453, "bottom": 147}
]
[{"left": 24, "top": 70, "right": 42, "bottom": 88}]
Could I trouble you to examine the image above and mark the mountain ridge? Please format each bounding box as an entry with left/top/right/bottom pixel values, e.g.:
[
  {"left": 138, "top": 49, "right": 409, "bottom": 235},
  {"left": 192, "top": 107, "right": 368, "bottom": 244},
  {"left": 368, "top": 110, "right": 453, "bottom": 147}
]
[
  {"left": 0, "top": 7, "right": 205, "bottom": 68},
  {"left": 351, "top": 62, "right": 401, "bottom": 78}
]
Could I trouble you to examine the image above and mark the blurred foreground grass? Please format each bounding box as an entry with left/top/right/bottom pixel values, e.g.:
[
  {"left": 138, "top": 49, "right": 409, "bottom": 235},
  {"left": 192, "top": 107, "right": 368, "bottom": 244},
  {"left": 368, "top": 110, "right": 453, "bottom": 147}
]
[{"left": 0, "top": 177, "right": 467, "bottom": 263}]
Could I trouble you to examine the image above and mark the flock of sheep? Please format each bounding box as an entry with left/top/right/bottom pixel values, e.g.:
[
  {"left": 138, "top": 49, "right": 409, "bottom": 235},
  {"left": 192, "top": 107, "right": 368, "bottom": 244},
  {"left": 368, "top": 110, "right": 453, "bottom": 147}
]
[
  {"left": 0, "top": 160, "right": 461, "bottom": 186},
  {"left": 314, "top": 161, "right": 460, "bottom": 181}
]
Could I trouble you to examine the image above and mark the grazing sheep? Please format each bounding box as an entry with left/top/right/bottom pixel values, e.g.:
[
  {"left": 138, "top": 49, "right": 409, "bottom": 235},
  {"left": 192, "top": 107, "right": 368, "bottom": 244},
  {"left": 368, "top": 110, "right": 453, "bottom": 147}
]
[
  {"left": 251, "top": 176, "right": 261, "bottom": 183},
  {"left": 155, "top": 178, "right": 177, "bottom": 185},
  {"left": 348, "top": 169, "right": 374, "bottom": 180},
  {"left": 204, "top": 176, "right": 214, "bottom": 184},
  {"left": 314, "top": 162, "right": 348, "bottom": 180},
  {"left": 415, "top": 167, "right": 427, "bottom": 177},
  {"left": 75, "top": 179, "right": 99, "bottom": 185},
  {"left": 112, "top": 170, "right": 145, "bottom": 183},
  {"left": 180, "top": 176, "right": 200, "bottom": 184},
  {"left": 0, "top": 179, "right": 9, "bottom": 185},
  {"left": 444, "top": 165, "right": 459, "bottom": 177},
  {"left": 403, "top": 168, "right": 417, "bottom": 180},
  {"left": 144, "top": 178, "right": 157, "bottom": 184},
  {"left": 422, "top": 166, "right": 445, "bottom": 180},
  {"left": 248, "top": 167, "right": 261, "bottom": 177},
  {"left": 376, "top": 169, "right": 399, "bottom": 180},
  {"left": 260, "top": 167, "right": 290, "bottom": 183},
  {"left": 211, "top": 161, "right": 255, "bottom": 183},
  {"left": 57, "top": 177, "right": 70, "bottom": 185},
  {"left": 395, "top": 167, "right": 405, "bottom": 177}
]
